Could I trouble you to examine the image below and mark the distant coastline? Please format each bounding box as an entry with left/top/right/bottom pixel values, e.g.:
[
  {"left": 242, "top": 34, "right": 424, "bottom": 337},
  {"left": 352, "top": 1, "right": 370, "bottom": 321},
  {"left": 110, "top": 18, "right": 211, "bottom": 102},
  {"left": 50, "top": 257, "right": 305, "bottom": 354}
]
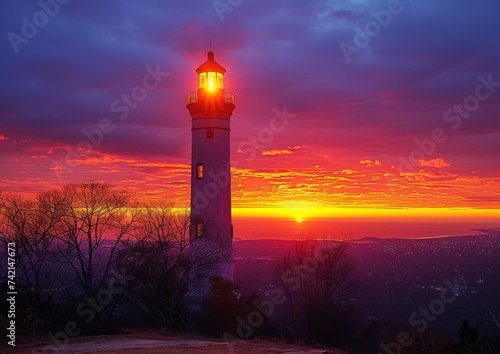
[{"left": 234, "top": 228, "right": 500, "bottom": 243}]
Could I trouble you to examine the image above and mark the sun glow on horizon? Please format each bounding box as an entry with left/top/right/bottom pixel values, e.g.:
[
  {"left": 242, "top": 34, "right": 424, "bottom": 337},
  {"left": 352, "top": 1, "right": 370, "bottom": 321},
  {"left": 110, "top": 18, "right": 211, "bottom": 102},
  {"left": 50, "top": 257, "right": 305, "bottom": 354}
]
[{"left": 231, "top": 207, "right": 500, "bottom": 220}]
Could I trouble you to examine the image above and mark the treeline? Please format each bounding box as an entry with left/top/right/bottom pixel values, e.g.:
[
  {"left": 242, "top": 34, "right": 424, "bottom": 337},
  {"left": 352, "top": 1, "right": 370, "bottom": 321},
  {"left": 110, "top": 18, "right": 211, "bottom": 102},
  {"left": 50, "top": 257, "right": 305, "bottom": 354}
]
[{"left": 0, "top": 182, "right": 230, "bottom": 338}]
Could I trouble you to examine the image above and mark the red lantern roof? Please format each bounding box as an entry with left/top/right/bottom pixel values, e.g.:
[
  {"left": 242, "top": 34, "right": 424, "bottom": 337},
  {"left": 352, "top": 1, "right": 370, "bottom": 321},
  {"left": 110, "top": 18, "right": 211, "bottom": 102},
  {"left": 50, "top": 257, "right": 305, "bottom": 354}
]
[{"left": 195, "top": 51, "right": 226, "bottom": 75}]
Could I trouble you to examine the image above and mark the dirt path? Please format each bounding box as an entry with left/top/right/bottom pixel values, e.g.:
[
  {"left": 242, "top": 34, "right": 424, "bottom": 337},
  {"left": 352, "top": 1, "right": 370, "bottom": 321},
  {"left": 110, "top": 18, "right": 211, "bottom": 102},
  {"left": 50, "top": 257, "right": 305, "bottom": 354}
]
[{"left": 8, "top": 334, "right": 340, "bottom": 354}]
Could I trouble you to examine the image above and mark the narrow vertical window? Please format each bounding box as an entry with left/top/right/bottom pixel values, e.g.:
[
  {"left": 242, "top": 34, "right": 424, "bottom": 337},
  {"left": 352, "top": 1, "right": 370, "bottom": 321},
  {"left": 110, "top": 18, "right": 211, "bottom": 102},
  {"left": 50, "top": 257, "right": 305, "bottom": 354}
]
[
  {"left": 217, "top": 73, "right": 224, "bottom": 89},
  {"left": 199, "top": 72, "right": 206, "bottom": 88},
  {"left": 207, "top": 129, "right": 214, "bottom": 139},
  {"left": 196, "top": 222, "right": 204, "bottom": 238},
  {"left": 207, "top": 72, "right": 216, "bottom": 90},
  {"left": 196, "top": 163, "right": 204, "bottom": 179}
]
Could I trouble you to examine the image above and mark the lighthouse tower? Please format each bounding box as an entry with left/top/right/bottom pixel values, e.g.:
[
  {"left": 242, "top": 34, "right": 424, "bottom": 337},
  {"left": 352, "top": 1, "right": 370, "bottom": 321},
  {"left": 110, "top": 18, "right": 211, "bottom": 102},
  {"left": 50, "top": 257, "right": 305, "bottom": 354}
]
[{"left": 186, "top": 51, "right": 235, "bottom": 282}]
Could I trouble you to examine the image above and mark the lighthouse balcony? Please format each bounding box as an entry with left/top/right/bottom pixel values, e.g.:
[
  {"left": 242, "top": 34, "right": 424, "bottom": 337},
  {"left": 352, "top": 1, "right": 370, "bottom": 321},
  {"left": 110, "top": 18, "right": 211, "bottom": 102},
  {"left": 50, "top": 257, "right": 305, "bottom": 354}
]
[{"left": 187, "top": 91, "right": 235, "bottom": 105}]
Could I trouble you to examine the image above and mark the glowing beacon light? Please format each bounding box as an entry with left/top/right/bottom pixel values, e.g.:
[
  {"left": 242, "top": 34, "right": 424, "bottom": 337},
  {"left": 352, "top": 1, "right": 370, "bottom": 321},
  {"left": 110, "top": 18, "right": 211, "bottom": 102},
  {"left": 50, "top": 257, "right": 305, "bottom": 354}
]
[
  {"left": 187, "top": 51, "right": 235, "bottom": 105},
  {"left": 197, "top": 51, "right": 224, "bottom": 92}
]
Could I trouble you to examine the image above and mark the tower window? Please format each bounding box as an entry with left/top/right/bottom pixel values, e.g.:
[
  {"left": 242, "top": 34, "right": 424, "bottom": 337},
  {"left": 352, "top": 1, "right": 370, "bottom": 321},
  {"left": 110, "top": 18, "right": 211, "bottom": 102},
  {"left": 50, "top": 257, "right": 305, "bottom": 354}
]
[
  {"left": 198, "top": 71, "right": 224, "bottom": 89},
  {"left": 207, "top": 72, "right": 216, "bottom": 90},
  {"left": 196, "top": 163, "right": 204, "bottom": 179},
  {"left": 196, "top": 222, "right": 204, "bottom": 238},
  {"left": 199, "top": 73, "right": 206, "bottom": 88},
  {"left": 207, "top": 130, "right": 214, "bottom": 139},
  {"left": 217, "top": 73, "right": 224, "bottom": 88}
]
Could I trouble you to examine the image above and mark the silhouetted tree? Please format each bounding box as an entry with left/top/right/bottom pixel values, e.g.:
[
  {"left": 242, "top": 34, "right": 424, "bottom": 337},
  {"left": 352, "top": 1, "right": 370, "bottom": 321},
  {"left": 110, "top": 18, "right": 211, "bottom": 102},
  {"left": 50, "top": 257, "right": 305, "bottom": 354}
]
[
  {"left": 275, "top": 250, "right": 298, "bottom": 338},
  {"left": 0, "top": 192, "right": 64, "bottom": 329},
  {"left": 202, "top": 276, "right": 241, "bottom": 336},
  {"left": 199, "top": 276, "right": 271, "bottom": 339},
  {"left": 277, "top": 239, "right": 361, "bottom": 346},
  {"left": 483, "top": 307, "right": 500, "bottom": 353},
  {"left": 2, "top": 184, "right": 139, "bottom": 333},
  {"left": 117, "top": 205, "right": 227, "bottom": 330},
  {"left": 454, "top": 319, "right": 482, "bottom": 354},
  {"left": 49, "top": 182, "right": 137, "bottom": 308}
]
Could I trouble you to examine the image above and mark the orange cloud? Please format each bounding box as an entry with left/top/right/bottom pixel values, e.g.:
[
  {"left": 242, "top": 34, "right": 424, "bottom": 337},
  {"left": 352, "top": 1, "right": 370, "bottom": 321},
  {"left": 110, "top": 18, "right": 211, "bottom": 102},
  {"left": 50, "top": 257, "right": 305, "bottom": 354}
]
[
  {"left": 261, "top": 149, "right": 292, "bottom": 156},
  {"left": 419, "top": 158, "right": 451, "bottom": 168},
  {"left": 360, "top": 159, "right": 382, "bottom": 167},
  {"left": 66, "top": 153, "right": 189, "bottom": 170},
  {"left": 0, "top": 134, "right": 7, "bottom": 140},
  {"left": 340, "top": 169, "right": 357, "bottom": 174}
]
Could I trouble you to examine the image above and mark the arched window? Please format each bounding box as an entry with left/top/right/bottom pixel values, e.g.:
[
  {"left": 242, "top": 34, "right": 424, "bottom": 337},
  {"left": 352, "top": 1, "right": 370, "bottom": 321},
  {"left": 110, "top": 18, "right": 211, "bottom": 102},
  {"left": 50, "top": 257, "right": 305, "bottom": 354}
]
[
  {"left": 196, "top": 222, "right": 204, "bottom": 238},
  {"left": 196, "top": 163, "right": 204, "bottom": 179}
]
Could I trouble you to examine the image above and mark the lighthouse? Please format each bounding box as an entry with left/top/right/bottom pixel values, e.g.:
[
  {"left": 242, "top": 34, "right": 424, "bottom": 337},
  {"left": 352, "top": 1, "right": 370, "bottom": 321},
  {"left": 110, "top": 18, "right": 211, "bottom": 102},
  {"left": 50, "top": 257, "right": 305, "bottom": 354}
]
[{"left": 186, "top": 51, "right": 235, "bottom": 282}]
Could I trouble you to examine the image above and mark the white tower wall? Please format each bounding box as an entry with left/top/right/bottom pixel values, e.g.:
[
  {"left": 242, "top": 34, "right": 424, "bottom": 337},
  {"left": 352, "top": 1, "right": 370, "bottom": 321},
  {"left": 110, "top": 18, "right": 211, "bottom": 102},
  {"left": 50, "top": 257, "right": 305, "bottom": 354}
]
[
  {"left": 190, "top": 119, "right": 233, "bottom": 280},
  {"left": 186, "top": 51, "right": 235, "bottom": 284}
]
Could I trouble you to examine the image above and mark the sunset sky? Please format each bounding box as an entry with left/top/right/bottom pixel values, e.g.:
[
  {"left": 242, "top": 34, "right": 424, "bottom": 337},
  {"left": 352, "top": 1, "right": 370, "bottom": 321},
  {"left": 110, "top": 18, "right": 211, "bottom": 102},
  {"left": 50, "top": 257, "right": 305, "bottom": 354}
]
[{"left": 1, "top": 0, "right": 499, "bottom": 222}]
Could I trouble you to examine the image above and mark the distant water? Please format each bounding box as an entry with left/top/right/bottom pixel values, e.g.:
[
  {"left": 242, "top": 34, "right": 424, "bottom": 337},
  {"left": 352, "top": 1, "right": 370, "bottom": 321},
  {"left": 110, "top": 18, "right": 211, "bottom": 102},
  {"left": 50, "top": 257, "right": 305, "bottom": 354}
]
[{"left": 232, "top": 216, "right": 498, "bottom": 240}]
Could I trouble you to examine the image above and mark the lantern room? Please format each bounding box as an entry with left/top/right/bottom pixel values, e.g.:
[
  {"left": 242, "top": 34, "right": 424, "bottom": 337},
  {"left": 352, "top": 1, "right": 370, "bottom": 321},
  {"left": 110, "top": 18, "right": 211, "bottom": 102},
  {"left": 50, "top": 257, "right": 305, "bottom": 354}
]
[{"left": 196, "top": 51, "right": 226, "bottom": 91}]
